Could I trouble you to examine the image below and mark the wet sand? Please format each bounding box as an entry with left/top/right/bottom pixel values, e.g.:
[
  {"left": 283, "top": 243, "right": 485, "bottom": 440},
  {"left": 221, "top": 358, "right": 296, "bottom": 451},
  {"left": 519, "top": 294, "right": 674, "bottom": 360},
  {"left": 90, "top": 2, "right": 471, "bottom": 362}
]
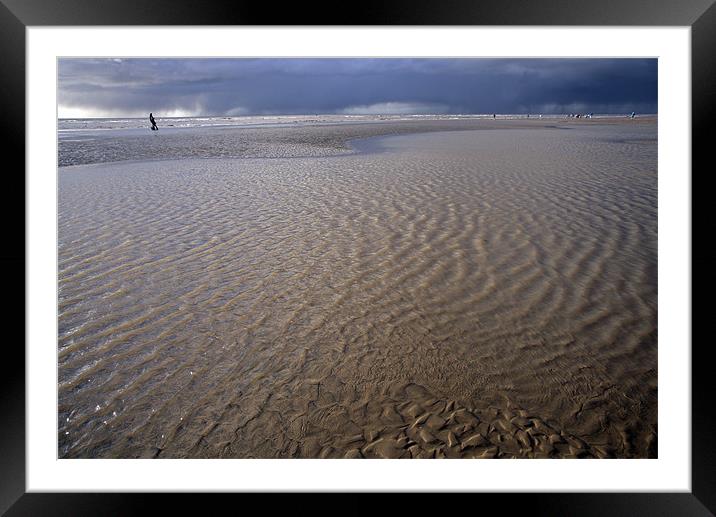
[{"left": 58, "top": 118, "right": 657, "bottom": 458}]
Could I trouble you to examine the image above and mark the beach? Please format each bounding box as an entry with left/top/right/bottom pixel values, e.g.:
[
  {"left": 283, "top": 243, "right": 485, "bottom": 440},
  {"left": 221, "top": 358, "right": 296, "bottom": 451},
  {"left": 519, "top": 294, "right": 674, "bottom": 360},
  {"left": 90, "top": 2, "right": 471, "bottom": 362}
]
[{"left": 58, "top": 116, "right": 657, "bottom": 458}]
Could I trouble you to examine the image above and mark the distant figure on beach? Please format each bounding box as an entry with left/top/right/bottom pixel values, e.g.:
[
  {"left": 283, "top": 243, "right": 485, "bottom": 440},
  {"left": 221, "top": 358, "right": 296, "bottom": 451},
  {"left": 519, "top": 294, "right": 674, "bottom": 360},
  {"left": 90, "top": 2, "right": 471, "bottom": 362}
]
[
  {"left": 630, "top": 111, "right": 636, "bottom": 119},
  {"left": 150, "top": 113, "right": 158, "bottom": 131},
  {"left": 493, "top": 113, "right": 496, "bottom": 119}
]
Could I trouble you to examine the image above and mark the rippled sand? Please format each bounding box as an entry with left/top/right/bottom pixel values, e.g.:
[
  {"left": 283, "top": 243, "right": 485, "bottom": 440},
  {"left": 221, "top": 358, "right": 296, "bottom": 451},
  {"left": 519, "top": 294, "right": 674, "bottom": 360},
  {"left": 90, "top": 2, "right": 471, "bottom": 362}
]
[{"left": 58, "top": 120, "right": 657, "bottom": 458}]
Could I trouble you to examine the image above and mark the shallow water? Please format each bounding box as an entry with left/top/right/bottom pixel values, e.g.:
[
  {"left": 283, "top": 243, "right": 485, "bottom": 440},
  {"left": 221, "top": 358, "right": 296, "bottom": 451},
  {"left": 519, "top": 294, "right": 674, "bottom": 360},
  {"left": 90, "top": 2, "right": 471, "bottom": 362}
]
[{"left": 58, "top": 123, "right": 657, "bottom": 458}]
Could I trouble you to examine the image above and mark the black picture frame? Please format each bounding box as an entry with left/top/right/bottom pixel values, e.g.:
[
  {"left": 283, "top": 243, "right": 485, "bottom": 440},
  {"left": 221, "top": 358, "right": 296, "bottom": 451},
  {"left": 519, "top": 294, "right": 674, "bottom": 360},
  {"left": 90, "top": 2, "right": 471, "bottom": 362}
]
[{"left": 3, "top": 0, "right": 712, "bottom": 514}]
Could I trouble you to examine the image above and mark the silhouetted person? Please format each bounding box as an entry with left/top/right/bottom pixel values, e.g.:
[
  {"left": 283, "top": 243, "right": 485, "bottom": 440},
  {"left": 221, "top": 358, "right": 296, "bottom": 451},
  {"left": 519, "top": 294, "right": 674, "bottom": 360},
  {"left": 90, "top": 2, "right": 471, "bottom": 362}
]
[{"left": 150, "top": 112, "right": 158, "bottom": 131}]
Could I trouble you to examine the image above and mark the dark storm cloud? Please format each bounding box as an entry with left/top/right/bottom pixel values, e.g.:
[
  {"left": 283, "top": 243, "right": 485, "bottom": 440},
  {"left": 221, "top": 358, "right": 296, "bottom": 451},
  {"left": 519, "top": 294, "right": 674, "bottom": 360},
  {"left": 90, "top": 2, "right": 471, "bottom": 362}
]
[{"left": 58, "top": 58, "right": 657, "bottom": 117}]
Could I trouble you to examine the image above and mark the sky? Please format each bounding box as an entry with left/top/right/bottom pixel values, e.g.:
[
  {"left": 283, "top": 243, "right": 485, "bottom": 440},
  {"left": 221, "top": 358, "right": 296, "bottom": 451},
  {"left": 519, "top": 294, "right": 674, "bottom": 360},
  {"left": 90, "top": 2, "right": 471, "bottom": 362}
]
[{"left": 58, "top": 58, "right": 657, "bottom": 118}]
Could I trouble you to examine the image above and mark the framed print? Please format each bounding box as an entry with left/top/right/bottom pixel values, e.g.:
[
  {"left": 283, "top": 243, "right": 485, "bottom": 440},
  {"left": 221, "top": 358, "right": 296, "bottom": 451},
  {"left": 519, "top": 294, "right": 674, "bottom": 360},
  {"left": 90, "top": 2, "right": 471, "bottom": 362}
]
[{"left": 4, "top": 0, "right": 713, "bottom": 513}]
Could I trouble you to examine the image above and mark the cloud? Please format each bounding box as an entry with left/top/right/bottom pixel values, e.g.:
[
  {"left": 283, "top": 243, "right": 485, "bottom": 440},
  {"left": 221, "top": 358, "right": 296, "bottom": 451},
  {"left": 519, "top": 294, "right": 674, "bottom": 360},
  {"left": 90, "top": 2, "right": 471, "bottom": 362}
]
[
  {"left": 226, "top": 106, "right": 249, "bottom": 116},
  {"left": 58, "top": 104, "right": 204, "bottom": 119},
  {"left": 58, "top": 105, "right": 143, "bottom": 119},
  {"left": 340, "top": 102, "right": 450, "bottom": 115},
  {"left": 57, "top": 58, "right": 657, "bottom": 118}
]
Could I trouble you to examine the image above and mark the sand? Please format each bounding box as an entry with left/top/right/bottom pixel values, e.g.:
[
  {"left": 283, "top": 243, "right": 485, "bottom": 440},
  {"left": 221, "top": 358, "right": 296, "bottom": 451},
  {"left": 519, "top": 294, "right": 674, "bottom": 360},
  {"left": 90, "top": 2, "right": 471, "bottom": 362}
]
[{"left": 58, "top": 118, "right": 657, "bottom": 458}]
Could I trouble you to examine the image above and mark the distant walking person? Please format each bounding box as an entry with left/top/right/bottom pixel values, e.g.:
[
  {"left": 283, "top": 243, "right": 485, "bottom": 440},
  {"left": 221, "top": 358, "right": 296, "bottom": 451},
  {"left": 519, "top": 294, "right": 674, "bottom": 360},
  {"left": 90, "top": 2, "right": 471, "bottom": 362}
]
[{"left": 150, "top": 112, "right": 158, "bottom": 131}]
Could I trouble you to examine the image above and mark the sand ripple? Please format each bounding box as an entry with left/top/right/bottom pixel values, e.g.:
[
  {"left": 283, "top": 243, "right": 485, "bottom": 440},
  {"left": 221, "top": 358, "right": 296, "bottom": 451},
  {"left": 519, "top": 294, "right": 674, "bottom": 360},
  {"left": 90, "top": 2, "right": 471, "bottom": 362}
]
[{"left": 58, "top": 122, "right": 657, "bottom": 458}]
